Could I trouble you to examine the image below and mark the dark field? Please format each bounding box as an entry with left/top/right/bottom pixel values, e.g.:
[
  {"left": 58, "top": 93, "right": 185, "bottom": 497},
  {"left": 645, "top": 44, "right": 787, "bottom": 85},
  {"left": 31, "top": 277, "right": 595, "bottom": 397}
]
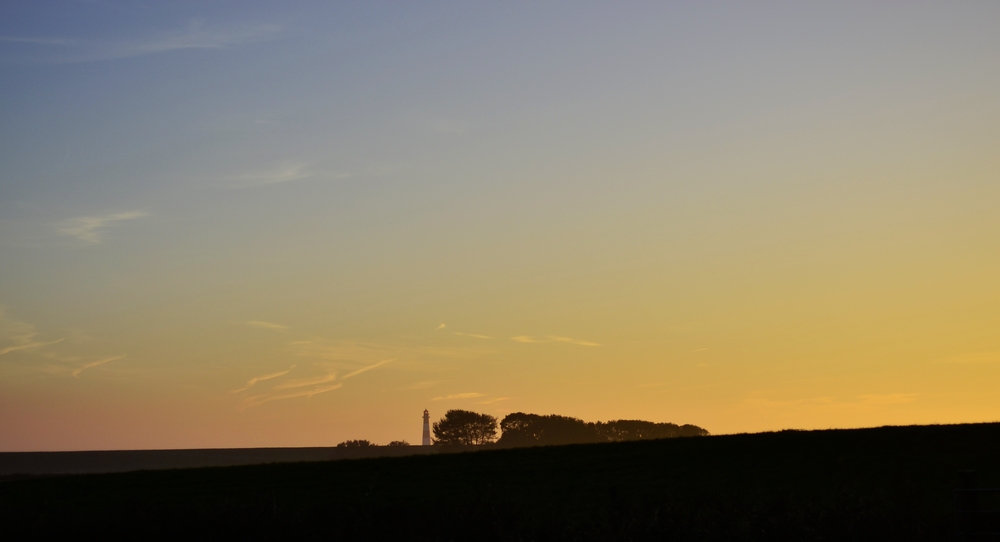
[
  {"left": 2, "top": 423, "right": 999, "bottom": 541},
  {"left": 0, "top": 445, "right": 435, "bottom": 477}
]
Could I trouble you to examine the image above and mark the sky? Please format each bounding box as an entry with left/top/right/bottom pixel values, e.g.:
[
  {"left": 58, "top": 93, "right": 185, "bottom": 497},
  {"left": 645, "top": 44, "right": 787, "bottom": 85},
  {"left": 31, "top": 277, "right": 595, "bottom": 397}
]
[{"left": 1, "top": 1, "right": 999, "bottom": 451}]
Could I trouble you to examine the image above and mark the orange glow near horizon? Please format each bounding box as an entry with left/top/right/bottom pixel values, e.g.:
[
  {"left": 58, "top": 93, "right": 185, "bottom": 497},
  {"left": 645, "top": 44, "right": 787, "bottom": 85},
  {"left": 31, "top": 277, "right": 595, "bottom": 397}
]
[{"left": 1, "top": 3, "right": 999, "bottom": 451}]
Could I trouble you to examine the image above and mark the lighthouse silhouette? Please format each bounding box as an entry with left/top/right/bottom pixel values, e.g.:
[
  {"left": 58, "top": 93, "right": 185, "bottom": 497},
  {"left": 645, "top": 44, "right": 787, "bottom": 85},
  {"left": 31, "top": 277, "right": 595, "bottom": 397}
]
[{"left": 422, "top": 409, "right": 432, "bottom": 446}]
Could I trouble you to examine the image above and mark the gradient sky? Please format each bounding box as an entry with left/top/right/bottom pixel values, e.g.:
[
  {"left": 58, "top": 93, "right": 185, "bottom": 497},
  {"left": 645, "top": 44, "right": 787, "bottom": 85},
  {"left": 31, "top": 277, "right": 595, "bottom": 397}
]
[{"left": 1, "top": 2, "right": 999, "bottom": 451}]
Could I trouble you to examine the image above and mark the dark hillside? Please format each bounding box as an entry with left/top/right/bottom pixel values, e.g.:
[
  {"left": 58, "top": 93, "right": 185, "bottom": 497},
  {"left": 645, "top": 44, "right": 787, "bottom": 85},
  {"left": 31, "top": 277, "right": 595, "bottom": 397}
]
[
  {"left": 0, "top": 445, "right": 436, "bottom": 477},
  {"left": 2, "top": 423, "right": 998, "bottom": 540}
]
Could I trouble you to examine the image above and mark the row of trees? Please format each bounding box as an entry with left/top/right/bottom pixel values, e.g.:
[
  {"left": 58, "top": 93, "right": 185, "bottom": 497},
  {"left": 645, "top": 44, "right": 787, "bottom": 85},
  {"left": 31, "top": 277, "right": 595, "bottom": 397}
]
[
  {"left": 336, "top": 439, "right": 410, "bottom": 448},
  {"left": 432, "top": 410, "right": 708, "bottom": 447}
]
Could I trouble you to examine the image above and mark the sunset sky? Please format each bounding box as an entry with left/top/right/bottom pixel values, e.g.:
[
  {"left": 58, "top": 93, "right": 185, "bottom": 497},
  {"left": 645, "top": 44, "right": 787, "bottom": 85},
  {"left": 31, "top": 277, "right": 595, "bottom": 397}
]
[{"left": 1, "top": 2, "right": 998, "bottom": 451}]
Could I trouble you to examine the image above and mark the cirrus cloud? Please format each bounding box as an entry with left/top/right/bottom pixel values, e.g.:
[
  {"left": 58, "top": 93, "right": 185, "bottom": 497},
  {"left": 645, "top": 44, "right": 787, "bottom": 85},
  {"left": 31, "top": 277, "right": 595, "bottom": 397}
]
[
  {"left": 56, "top": 211, "right": 147, "bottom": 244},
  {"left": 511, "top": 335, "right": 600, "bottom": 347},
  {"left": 2, "top": 19, "right": 284, "bottom": 64},
  {"left": 245, "top": 321, "right": 288, "bottom": 331}
]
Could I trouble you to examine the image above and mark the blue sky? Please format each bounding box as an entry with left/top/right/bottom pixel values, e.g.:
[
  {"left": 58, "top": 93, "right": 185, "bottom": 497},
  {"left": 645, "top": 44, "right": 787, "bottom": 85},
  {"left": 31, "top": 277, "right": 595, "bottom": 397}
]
[{"left": 1, "top": 2, "right": 999, "bottom": 450}]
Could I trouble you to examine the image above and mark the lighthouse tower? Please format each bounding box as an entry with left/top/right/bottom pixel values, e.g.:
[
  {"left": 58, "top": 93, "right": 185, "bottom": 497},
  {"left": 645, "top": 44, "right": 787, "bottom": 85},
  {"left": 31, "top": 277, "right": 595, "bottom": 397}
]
[{"left": 422, "top": 409, "right": 432, "bottom": 446}]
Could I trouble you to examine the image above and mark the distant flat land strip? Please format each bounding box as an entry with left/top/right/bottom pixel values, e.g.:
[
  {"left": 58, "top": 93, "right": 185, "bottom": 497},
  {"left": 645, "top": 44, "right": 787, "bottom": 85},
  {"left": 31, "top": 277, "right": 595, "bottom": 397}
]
[
  {"left": 0, "top": 445, "right": 435, "bottom": 477},
  {"left": 2, "top": 423, "right": 999, "bottom": 540}
]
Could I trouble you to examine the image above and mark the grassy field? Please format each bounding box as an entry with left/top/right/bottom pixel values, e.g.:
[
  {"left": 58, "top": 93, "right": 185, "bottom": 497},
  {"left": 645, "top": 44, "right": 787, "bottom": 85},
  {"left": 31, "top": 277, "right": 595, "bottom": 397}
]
[{"left": 2, "top": 423, "right": 998, "bottom": 540}]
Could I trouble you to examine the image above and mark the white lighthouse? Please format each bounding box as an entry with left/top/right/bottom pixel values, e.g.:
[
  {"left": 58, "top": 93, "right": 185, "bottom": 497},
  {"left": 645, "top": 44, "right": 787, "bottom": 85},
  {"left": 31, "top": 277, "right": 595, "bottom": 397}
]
[{"left": 422, "top": 409, "right": 432, "bottom": 446}]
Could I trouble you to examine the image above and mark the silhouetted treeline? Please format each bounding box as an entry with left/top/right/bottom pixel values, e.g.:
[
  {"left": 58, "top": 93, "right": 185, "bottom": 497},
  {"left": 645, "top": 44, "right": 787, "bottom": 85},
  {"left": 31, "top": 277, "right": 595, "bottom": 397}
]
[
  {"left": 498, "top": 412, "right": 708, "bottom": 447},
  {"left": 336, "top": 440, "right": 411, "bottom": 448},
  {"left": 336, "top": 439, "right": 375, "bottom": 448},
  {"left": 429, "top": 410, "right": 707, "bottom": 448},
  {"left": 335, "top": 411, "right": 707, "bottom": 450}
]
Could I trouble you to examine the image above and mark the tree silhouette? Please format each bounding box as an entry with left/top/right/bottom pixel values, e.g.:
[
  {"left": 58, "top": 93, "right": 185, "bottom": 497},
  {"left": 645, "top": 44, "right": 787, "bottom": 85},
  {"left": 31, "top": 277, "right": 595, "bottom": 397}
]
[
  {"left": 594, "top": 420, "right": 671, "bottom": 441},
  {"left": 593, "top": 420, "right": 710, "bottom": 441},
  {"left": 432, "top": 409, "right": 497, "bottom": 446},
  {"left": 336, "top": 439, "right": 374, "bottom": 448},
  {"left": 387, "top": 440, "right": 410, "bottom": 447},
  {"left": 499, "top": 413, "right": 602, "bottom": 447},
  {"left": 498, "top": 413, "right": 709, "bottom": 447}
]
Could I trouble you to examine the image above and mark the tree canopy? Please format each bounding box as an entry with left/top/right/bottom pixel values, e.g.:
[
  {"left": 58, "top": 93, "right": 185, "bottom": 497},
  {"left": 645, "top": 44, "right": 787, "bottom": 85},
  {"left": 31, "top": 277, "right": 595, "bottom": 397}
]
[
  {"left": 499, "top": 413, "right": 603, "bottom": 447},
  {"left": 497, "top": 413, "right": 708, "bottom": 447},
  {"left": 363, "top": 411, "right": 706, "bottom": 449},
  {"left": 594, "top": 420, "right": 709, "bottom": 441},
  {"left": 432, "top": 409, "right": 498, "bottom": 446},
  {"left": 336, "top": 439, "right": 374, "bottom": 448}
]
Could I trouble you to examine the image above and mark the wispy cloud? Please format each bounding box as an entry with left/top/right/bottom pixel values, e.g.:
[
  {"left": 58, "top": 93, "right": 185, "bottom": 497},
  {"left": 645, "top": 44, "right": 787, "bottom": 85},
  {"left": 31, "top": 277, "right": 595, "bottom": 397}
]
[
  {"left": 231, "top": 365, "right": 296, "bottom": 393},
  {"left": 245, "top": 383, "right": 343, "bottom": 407},
  {"left": 226, "top": 163, "right": 314, "bottom": 188},
  {"left": 2, "top": 20, "right": 283, "bottom": 63},
  {"left": 71, "top": 355, "right": 124, "bottom": 377},
  {"left": 431, "top": 392, "right": 484, "bottom": 401},
  {"left": 0, "top": 338, "right": 64, "bottom": 356},
  {"left": 116, "top": 20, "right": 282, "bottom": 57},
  {"left": 477, "top": 397, "right": 509, "bottom": 405},
  {"left": 511, "top": 335, "right": 600, "bottom": 347},
  {"left": 272, "top": 372, "right": 339, "bottom": 391},
  {"left": 290, "top": 340, "right": 397, "bottom": 364},
  {"left": 255, "top": 359, "right": 389, "bottom": 395},
  {"left": 0, "top": 307, "right": 124, "bottom": 377},
  {"left": 247, "top": 367, "right": 295, "bottom": 386},
  {"left": 548, "top": 336, "right": 600, "bottom": 346},
  {"left": 689, "top": 347, "right": 709, "bottom": 353},
  {"left": 236, "top": 367, "right": 340, "bottom": 407},
  {"left": 454, "top": 332, "right": 493, "bottom": 339},
  {"left": 56, "top": 211, "right": 147, "bottom": 244},
  {"left": 0, "top": 36, "right": 77, "bottom": 46},
  {"left": 342, "top": 359, "right": 393, "bottom": 379},
  {"left": 235, "top": 336, "right": 492, "bottom": 408},
  {"left": 439, "top": 323, "right": 493, "bottom": 339},
  {"left": 236, "top": 343, "right": 401, "bottom": 408},
  {"left": 288, "top": 338, "right": 492, "bottom": 365},
  {"left": 223, "top": 163, "right": 354, "bottom": 189},
  {"left": 245, "top": 321, "right": 288, "bottom": 331},
  {"left": 0, "top": 308, "right": 47, "bottom": 356}
]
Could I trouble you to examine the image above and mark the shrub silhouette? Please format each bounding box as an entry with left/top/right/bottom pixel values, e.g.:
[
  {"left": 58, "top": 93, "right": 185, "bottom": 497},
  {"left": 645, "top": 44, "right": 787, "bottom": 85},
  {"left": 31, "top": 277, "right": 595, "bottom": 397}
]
[
  {"left": 386, "top": 440, "right": 410, "bottom": 447},
  {"left": 594, "top": 420, "right": 709, "bottom": 441},
  {"left": 498, "top": 412, "right": 708, "bottom": 447},
  {"left": 432, "top": 409, "right": 497, "bottom": 446},
  {"left": 499, "top": 413, "right": 603, "bottom": 447},
  {"left": 336, "top": 439, "right": 374, "bottom": 448}
]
